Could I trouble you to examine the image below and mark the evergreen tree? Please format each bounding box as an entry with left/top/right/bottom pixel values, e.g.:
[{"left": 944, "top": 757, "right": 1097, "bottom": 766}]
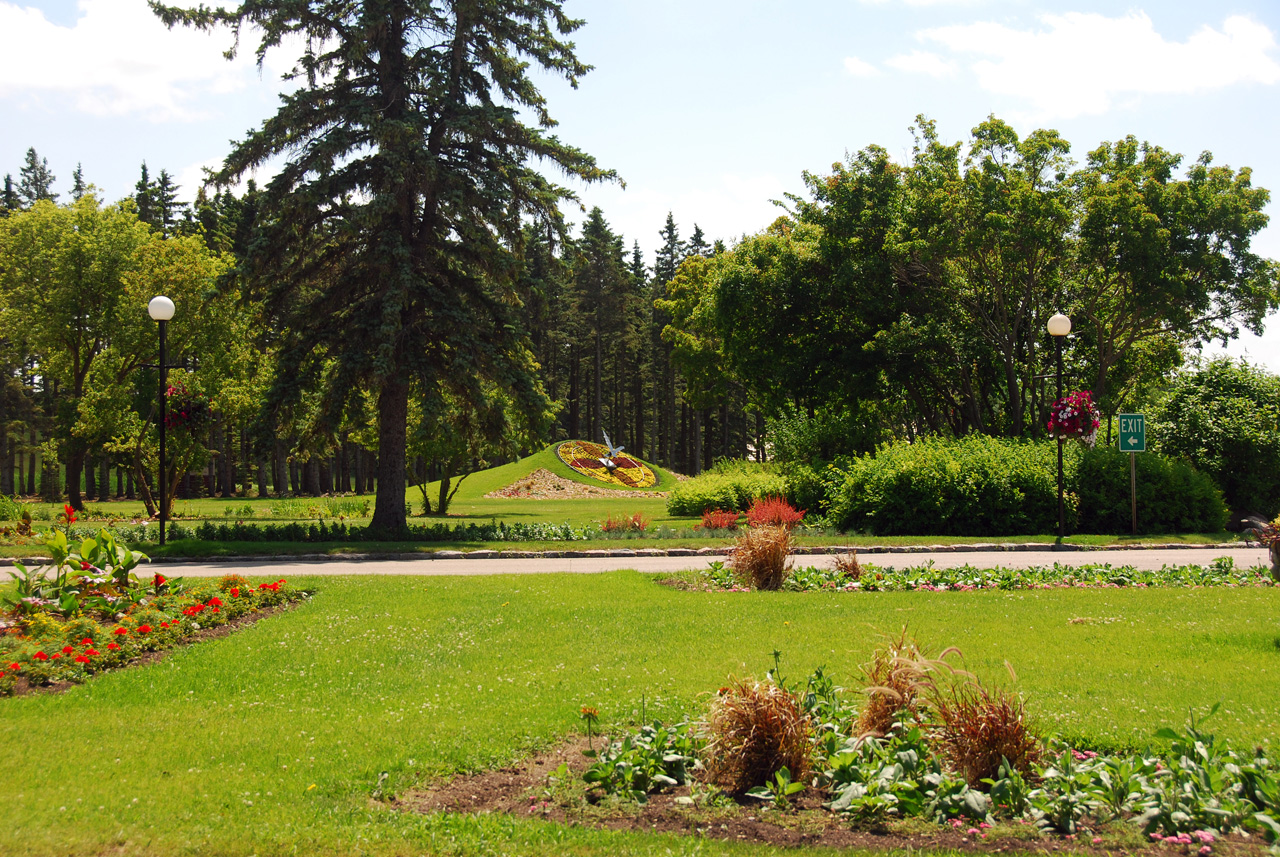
[
  {"left": 573, "top": 208, "right": 627, "bottom": 442},
  {"left": 654, "top": 213, "right": 685, "bottom": 285},
  {"left": 17, "top": 148, "right": 57, "bottom": 206},
  {"left": 71, "top": 164, "right": 86, "bottom": 200},
  {"left": 687, "top": 223, "right": 710, "bottom": 258},
  {"left": 153, "top": 0, "right": 615, "bottom": 533},
  {"left": 154, "top": 169, "right": 187, "bottom": 235},
  {"left": 0, "top": 175, "right": 17, "bottom": 214},
  {"left": 134, "top": 162, "right": 156, "bottom": 227}
]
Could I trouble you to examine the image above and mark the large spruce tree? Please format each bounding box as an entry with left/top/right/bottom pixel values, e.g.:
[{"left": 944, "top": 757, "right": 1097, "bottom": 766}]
[{"left": 151, "top": 0, "right": 614, "bottom": 532}]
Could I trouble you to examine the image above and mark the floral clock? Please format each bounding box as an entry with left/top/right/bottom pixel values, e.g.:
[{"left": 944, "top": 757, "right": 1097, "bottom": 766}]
[{"left": 555, "top": 440, "right": 657, "bottom": 488}]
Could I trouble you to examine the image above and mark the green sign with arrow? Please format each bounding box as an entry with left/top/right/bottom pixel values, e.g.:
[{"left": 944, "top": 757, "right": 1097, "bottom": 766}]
[{"left": 1118, "top": 413, "right": 1145, "bottom": 452}]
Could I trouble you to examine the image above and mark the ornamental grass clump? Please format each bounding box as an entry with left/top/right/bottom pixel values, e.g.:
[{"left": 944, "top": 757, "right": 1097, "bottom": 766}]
[
  {"left": 731, "top": 525, "right": 793, "bottom": 590},
  {"left": 746, "top": 496, "right": 805, "bottom": 529},
  {"left": 925, "top": 662, "right": 1044, "bottom": 787},
  {"left": 703, "top": 678, "right": 812, "bottom": 794},
  {"left": 854, "top": 627, "right": 933, "bottom": 738}
]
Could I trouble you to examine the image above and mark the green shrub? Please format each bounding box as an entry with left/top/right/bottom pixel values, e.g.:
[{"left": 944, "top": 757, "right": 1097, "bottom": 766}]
[
  {"left": 1149, "top": 357, "right": 1280, "bottom": 518},
  {"left": 1076, "top": 446, "right": 1227, "bottom": 534},
  {"left": 826, "top": 435, "right": 1073, "bottom": 536},
  {"left": 666, "top": 461, "right": 788, "bottom": 516},
  {"left": 0, "top": 494, "right": 21, "bottom": 522}
]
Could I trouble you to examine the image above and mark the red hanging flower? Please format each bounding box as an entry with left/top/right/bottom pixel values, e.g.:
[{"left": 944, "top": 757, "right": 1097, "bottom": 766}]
[{"left": 1048, "top": 391, "right": 1101, "bottom": 446}]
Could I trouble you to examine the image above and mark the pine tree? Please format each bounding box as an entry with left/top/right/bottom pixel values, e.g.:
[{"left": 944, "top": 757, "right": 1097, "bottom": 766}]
[
  {"left": 134, "top": 162, "right": 157, "bottom": 227},
  {"left": 154, "top": 169, "right": 187, "bottom": 235},
  {"left": 573, "top": 208, "right": 627, "bottom": 442},
  {"left": 71, "top": 164, "right": 86, "bottom": 200},
  {"left": 0, "top": 175, "right": 17, "bottom": 214},
  {"left": 687, "top": 223, "right": 710, "bottom": 258},
  {"left": 153, "top": 0, "right": 615, "bottom": 533},
  {"left": 17, "top": 148, "right": 57, "bottom": 207},
  {"left": 652, "top": 213, "right": 685, "bottom": 466}
]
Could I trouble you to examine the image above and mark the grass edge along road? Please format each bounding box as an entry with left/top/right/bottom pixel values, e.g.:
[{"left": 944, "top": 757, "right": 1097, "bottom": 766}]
[{"left": 3, "top": 570, "right": 1278, "bottom": 856}]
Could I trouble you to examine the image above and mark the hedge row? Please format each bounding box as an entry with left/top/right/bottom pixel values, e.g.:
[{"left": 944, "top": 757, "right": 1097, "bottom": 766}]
[
  {"left": 666, "top": 437, "right": 1227, "bottom": 536},
  {"left": 168, "top": 519, "right": 594, "bottom": 543}
]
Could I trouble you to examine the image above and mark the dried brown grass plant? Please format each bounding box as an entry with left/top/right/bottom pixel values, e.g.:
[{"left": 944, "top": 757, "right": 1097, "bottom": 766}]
[
  {"left": 925, "top": 660, "right": 1044, "bottom": 786},
  {"left": 854, "top": 626, "right": 934, "bottom": 738},
  {"left": 832, "top": 551, "right": 862, "bottom": 581},
  {"left": 702, "top": 678, "right": 812, "bottom": 794},
  {"left": 731, "top": 525, "right": 793, "bottom": 590}
]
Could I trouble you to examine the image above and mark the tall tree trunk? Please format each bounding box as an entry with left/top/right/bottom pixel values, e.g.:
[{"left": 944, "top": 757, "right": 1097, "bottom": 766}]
[
  {"left": 370, "top": 376, "right": 409, "bottom": 534},
  {"left": 693, "top": 409, "right": 703, "bottom": 475},
  {"left": 633, "top": 372, "right": 644, "bottom": 461},
  {"left": 354, "top": 446, "right": 365, "bottom": 495},
  {"left": 318, "top": 458, "right": 331, "bottom": 495},
  {"left": 84, "top": 454, "right": 96, "bottom": 500},
  {"left": 116, "top": 462, "right": 124, "bottom": 498},
  {"left": 126, "top": 467, "right": 135, "bottom": 499},
  {"left": 98, "top": 456, "right": 109, "bottom": 502},
  {"left": 568, "top": 344, "right": 580, "bottom": 439},
  {"left": 257, "top": 458, "right": 269, "bottom": 498},
  {"left": 221, "top": 418, "right": 235, "bottom": 496},
  {"left": 26, "top": 428, "right": 37, "bottom": 494},
  {"left": 592, "top": 329, "right": 602, "bottom": 443},
  {"left": 273, "top": 439, "right": 287, "bottom": 495},
  {"left": 65, "top": 446, "right": 84, "bottom": 509},
  {"left": 339, "top": 438, "right": 350, "bottom": 493}
]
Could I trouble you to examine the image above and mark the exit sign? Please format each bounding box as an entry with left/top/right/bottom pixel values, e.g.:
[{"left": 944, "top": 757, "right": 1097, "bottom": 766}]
[{"left": 1118, "top": 414, "right": 1146, "bottom": 452}]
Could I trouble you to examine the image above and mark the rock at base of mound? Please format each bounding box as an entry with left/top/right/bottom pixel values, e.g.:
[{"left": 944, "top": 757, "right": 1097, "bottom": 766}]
[{"left": 486, "top": 468, "right": 668, "bottom": 499}]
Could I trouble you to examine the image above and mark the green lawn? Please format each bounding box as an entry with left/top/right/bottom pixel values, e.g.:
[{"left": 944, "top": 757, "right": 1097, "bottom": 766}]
[{"left": 3, "top": 571, "right": 1277, "bottom": 856}]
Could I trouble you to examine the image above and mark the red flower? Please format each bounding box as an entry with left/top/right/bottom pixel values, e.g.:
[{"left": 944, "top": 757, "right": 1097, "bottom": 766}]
[
  {"left": 61, "top": 645, "right": 73, "bottom": 655},
  {"left": 160, "top": 622, "right": 169, "bottom": 629},
  {"left": 107, "top": 643, "right": 120, "bottom": 651},
  {"left": 63, "top": 504, "right": 78, "bottom": 524},
  {"left": 8, "top": 663, "right": 19, "bottom": 671},
  {"left": 74, "top": 655, "right": 90, "bottom": 664},
  {"left": 34, "top": 651, "right": 48, "bottom": 661},
  {"left": 80, "top": 561, "right": 91, "bottom": 571},
  {"left": 81, "top": 637, "right": 93, "bottom": 645},
  {"left": 208, "top": 597, "right": 223, "bottom": 607},
  {"left": 211, "top": 606, "right": 220, "bottom": 613},
  {"left": 154, "top": 573, "right": 167, "bottom": 586},
  {"left": 51, "top": 653, "right": 62, "bottom": 659},
  {"left": 113, "top": 627, "right": 128, "bottom": 636},
  {"left": 230, "top": 587, "right": 239, "bottom": 597},
  {"left": 84, "top": 648, "right": 99, "bottom": 657},
  {"left": 137, "top": 625, "right": 152, "bottom": 635}
]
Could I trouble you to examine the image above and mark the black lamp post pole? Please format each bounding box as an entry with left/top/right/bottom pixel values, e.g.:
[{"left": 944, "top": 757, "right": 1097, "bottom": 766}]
[
  {"left": 158, "top": 318, "right": 167, "bottom": 547},
  {"left": 1054, "top": 335, "right": 1064, "bottom": 539}
]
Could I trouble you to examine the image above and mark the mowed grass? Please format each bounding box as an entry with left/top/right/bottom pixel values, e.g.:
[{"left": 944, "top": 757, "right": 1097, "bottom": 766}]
[{"left": 2, "top": 571, "right": 1278, "bottom": 857}]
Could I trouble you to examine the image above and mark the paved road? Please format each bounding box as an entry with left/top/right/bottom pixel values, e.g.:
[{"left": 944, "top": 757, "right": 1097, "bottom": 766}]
[{"left": 152, "top": 546, "right": 1270, "bottom": 578}]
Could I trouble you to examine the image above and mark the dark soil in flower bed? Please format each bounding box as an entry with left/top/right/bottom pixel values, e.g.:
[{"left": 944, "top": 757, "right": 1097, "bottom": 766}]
[
  {"left": 3, "top": 601, "right": 298, "bottom": 699},
  {"left": 402, "top": 738, "right": 1272, "bottom": 854}
]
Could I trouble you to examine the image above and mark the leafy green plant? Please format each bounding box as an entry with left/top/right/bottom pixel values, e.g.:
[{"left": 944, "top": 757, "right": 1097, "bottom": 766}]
[
  {"left": 667, "top": 461, "right": 788, "bottom": 516},
  {"left": 581, "top": 719, "right": 701, "bottom": 803},
  {"left": 746, "top": 765, "right": 805, "bottom": 808}
]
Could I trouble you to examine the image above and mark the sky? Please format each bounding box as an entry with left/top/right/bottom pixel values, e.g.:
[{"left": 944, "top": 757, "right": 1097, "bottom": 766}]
[{"left": 2, "top": 0, "right": 1280, "bottom": 367}]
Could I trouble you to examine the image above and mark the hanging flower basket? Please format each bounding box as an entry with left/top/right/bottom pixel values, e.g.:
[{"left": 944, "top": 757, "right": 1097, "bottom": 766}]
[
  {"left": 1047, "top": 390, "right": 1101, "bottom": 447},
  {"left": 164, "top": 381, "right": 213, "bottom": 433}
]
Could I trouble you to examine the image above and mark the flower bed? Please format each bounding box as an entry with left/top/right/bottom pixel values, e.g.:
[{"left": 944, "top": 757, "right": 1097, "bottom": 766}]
[
  {"left": 560, "top": 644, "right": 1280, "bottom": 851},
  {"left": 1, "top": 524, "right": 306, "bottom": 695},
  {"left": 689, "top": 557, "right": 1275, "bottom": 593}
]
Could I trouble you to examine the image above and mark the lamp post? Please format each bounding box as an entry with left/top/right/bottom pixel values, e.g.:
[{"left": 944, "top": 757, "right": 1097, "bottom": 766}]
[
  {"left": 1047, "top": 312, "right": 1071, "bottom": 541},
  {"left": 148, "top": 296, "right": 175, "bottom": 547}
]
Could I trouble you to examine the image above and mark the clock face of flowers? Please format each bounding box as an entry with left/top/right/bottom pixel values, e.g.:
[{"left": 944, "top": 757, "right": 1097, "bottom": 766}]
[{"left": 556, "top": 440, "right": 657, "bottom": 488}]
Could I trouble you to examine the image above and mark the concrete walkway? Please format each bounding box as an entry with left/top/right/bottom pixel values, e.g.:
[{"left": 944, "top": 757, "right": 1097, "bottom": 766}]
[{"left": 149, "top": 545, "right": 1270, "bottom": 578}]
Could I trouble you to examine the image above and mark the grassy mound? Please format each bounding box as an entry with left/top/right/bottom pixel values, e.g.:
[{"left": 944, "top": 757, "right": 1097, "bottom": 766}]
[{"left": 421, "top": 442, "right": 680, "bottom": 504}]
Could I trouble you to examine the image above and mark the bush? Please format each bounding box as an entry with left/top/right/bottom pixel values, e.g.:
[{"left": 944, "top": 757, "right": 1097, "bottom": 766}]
[
  {"left": 703, "top": 678, "right": 812, "bottom": 794},
  {"left": 0, "top": 494, "right": 21, "bottom": 522},
  {"left": 1149, "top": 357, "right": 1280, "bottom": 519},
  {"left": 746, "top": 496, "right": 805, "bottom": 529},
  {"left": 826, "top": 435, "right": 1074, "bottom": 536},
  {"left": 925, "top": 668, "right": 1043, "bottom": 787},
  {"left": 732, "top": 525, "right": 793, "bottom": 590},
  {"left": 602, "top": 512, "right": 649, "bottom": 533},
  {"left": 700, "top": 509, "right": 740, "bottom": 531},
  {"left": 666, "top": 460, "right": 788, "bottom": 516},
  {"left": 1076, "top": 446, "right": 1227, "bottom": 534}
]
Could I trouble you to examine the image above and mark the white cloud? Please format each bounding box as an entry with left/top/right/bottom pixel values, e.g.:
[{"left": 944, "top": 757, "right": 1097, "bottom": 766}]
[
  {"left": 885, "top": 50, "right": 956, "bottom": 78},
  {"left": 921, "top": 12, "right": 1280, "bottom": 120},
  {"left": 0, "top": 0, "right": 289, "bottom": 120},
  {"left": 843, "top": 56, "right": 881, "bottom": 77}
]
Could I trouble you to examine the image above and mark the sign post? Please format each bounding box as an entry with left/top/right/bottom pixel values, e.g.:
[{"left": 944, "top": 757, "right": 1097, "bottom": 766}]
[{"left": 1118, "top": 414, "right": 1146, "bottom": 535}]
